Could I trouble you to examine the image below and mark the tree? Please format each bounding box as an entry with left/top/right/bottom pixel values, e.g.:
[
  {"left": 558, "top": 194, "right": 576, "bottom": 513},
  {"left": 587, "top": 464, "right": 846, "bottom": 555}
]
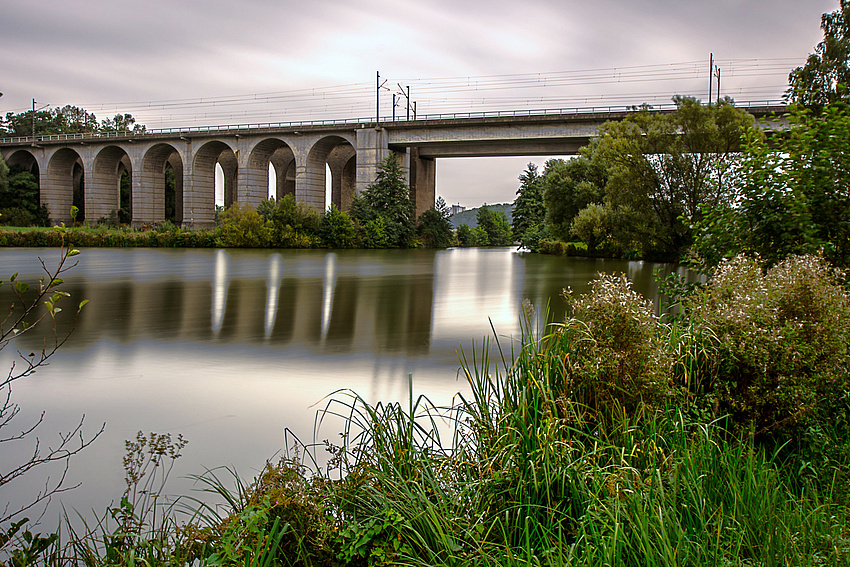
[
  {"left": 1, "top": 106, "right": 143, "bottom": 137},
  {"left": 541, "top": 156, "right": 606, "bottom": 242},
  {"left": 590, "top": 97, "right": 754, "bottom": 260},
  {"left": 570, "top": 203, "right": 610, "bottom": 252},
  {"left": 417, "top": 197, "right": 454, "bottom": 248},
  {"left": 319, "top": 204, "right": 357, "bottom": 249},
  {"left": 100, "top": 113, "right": 145, "bottom": 134},
  {"left": 476, "top": 205, "right": 513, "bottom": 246},
  {"left": 0, "top": 165, "right": 49, "bottom": 227},
  {"left": 456, "top": 224, "right": 473, "bottom": 247},
  {"left": 693, "top": 101, "right": 850, "bottom": 269},
  {"left": 511, "top": 163, "right": 545, "bottom": 246},
  {"left": 789, "top": 0, "right": 850, "bottom": 111},
  {"left": 349, "top": 154, "right": 416, "bottom": 248},
  {"left": 0, "top": 235, "right": 101, "bottom": 544}
]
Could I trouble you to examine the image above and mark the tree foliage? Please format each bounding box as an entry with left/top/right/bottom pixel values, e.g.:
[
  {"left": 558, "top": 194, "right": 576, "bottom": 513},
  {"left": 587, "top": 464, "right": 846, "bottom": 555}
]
[
  {"left": 476, "top": 205, "right": 513, "bottom": 246},
  {"left": 541, "top": 156, "right": 606, "bottom": 242},
  {"left": 589, "top": 97, "right": 753, "bottom": 260},
  {"left": 1, "top": 105, "right": 145, "bottom": 137},
  {"left": 789, "top": 0, "right": 850, "bottom": 111},
  {"left": 693, "top": 101, "right": 850, "bottom": 269},
  {"left": 511, "top": 163, "right": 545, "bottom": 246},
  {"left": 0, "top": 163, "right": 49, "bottom": 227},
  {"left": 417, "top": 197, "right": 454, "bottom": 248},
  {"left": 349, "top": 154, "right": 415, "bottom": 248}
]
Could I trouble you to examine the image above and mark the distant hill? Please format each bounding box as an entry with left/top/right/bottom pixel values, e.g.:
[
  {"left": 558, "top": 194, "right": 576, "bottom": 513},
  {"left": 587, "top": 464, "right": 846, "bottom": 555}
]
[{"left": 449, "top": 203, "right": 513, "bottom": 229}]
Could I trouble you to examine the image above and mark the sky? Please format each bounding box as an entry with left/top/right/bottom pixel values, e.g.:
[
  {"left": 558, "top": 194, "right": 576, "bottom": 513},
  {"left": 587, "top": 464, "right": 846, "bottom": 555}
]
[{"left": 0, "top": 0, "right": 838, "bottom": 207}]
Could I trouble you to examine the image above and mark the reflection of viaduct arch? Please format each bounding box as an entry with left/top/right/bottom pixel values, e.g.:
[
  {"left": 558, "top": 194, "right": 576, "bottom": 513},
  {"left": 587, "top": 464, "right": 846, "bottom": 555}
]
[
  {"left": 45, "top": 148, "right": 83, "bottom": 224},
  {"left": 246, "top": 139, "right": 294, "bottom": 205},
  {"left": 191, "top": 141, "right": 237, "bottom": 226},
  {"left": 140, "top": 143, "right": 185, "bottom": 226},
  {"left": 90, "top": 146, "right": 131, "bottom": 222},
  {"left": 303, "top": 135, "right": 355, "bottom": 211}
]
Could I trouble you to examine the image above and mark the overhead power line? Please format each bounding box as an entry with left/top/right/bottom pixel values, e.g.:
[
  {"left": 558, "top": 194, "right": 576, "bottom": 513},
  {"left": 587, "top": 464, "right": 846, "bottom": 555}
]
[{"left": 58, "top": 58, "right": 797, "bottom": 128}]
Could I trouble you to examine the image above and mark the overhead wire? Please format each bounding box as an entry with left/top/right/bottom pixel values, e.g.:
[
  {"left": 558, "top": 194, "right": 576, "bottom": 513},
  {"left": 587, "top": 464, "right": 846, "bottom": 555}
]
[{"left": 63, "top": 58, "right": 797, "bottom": 128}]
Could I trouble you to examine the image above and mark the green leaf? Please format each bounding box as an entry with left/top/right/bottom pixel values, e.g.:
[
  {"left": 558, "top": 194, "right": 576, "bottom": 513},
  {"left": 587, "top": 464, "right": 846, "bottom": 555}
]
[
  {"left": 68, "top": 249, "right": 81, "bottom": 257},
  {"left": 10, "top": 273, "right": 17, "bottom": 282},
  {"left": 78, "top": 299, "right": 90, "bottom": 310}
]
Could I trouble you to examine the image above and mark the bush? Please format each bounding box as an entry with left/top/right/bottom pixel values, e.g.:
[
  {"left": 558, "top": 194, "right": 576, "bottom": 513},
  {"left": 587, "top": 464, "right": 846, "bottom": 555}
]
[
  {"left": 559, "top": 273, "right": 673, "bottom": 419},
  {"left": 0, "top": 207, "right": 36, "bottom": 227},
  {"left": 455, "top": 224, "right": 473, "bottom": 247},
  {"left": 686, "top": 254, "right": 850, "bottom": 437},
  {"left": 216, "top": 203, "right": 273, "bottom": 248},
  {"left": 259, "top": 195, "right": 321, "bottom": 247},
  {"left": 319, "top": 204, "right": 357, "bottom": 249}
]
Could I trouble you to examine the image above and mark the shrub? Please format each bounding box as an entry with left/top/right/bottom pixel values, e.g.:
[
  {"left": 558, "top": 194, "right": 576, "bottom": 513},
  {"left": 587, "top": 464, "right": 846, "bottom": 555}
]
[
  {"left": 260, "top": 195, "right": 321, "bottom": 247},
  {"left": 559, "top": 273, "right": 673, "bottom": 419},
  {"left": 455, "top": 224, "right": 473, "bottom": 247},
  {"left": 216, "top": 203, "right": 273, "bottom": 248},
  {"left": 319, "top": 204, "right": 357, "bottom": 249},
  {"left": 0, "top": 207, "right": 36, "bottom": 227},
  {"left": 686, "top": 254, "right": 850, "bottom": 437}
]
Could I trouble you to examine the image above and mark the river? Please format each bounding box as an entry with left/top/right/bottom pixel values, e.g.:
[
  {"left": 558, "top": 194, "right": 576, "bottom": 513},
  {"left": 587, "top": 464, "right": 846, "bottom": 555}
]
[{"left": 0, "top": 246, "right": 690, "bottom": 526}]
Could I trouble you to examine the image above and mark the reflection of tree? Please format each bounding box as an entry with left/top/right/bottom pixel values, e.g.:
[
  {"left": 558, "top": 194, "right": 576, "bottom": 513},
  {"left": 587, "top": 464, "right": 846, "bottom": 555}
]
[{"left": 373, "top": 275, "right": 433, "bottom": 354}]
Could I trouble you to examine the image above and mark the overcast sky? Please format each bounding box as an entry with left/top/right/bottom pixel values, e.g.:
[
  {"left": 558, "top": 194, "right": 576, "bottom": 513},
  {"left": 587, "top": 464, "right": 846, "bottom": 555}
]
[{"left": 0, "top": 0, "right": 837, "bottom": 207}]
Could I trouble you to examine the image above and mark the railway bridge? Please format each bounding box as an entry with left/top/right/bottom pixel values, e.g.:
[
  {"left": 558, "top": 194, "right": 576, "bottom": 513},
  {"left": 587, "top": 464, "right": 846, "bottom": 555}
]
[{"left": 0, "top": 104, "right": 785, "bottom": 228}]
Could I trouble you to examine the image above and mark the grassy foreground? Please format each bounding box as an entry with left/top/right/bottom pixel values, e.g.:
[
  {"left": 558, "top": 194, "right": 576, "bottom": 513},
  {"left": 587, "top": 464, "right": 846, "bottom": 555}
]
[{"left": 4, "top": 254, "right": 850, "bottom": 566}]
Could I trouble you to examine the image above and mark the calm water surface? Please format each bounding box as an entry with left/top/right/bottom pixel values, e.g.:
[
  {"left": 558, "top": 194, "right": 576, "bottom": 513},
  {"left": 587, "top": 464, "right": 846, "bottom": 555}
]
[{"left": 0, "top": 247, "right": 690, "bottom": 523}]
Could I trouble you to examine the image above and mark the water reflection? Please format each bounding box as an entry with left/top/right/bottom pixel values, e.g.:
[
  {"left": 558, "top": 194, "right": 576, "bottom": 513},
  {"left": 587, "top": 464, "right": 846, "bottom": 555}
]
[
  {"left": 212, "top": 250, "right": 229, "bottom": 333},
  {"left": 1, "top": 248, "right": 696, "bottom": 358},
  {"left": 265, "top": 254, "right": 282, "bottom": 338},
  {"left": 321, "top": 253, "right": 336, "bottom": 341}
]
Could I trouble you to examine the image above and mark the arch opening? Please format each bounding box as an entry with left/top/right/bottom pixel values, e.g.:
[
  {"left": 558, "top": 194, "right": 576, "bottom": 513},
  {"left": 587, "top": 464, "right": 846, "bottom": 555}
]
[
  {"left": 193, "top": 141, "right": 237, "bottom": 228},
  {"left": 306, "top": 137, "right": 356, "bottom": 213},
  {"left": 44, "top": 148, "right": 84, "bottom": 224},
  {"left": 246, "top": 139, "right": 295, "bottom": 206},
  {"left": 141, "top": 143, "right": 184, "bottom": 227},
  {"left": 91, "top": 146, "right": 132, "bottom": 225}
]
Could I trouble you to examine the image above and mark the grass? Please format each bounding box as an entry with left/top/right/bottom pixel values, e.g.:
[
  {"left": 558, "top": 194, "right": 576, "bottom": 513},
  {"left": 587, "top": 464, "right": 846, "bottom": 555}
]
[{"left": 3, "top": 255, "right": 849, "bottom": 566}]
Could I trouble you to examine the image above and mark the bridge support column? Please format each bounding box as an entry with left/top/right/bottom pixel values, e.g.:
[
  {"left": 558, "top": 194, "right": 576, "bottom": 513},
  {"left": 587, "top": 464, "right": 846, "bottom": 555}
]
[
  {"left": 354, "top": 127, "right": 390, "bottom": 198},
  {"left": 407, "top": 148, "right": 435, "bottom": 218}
]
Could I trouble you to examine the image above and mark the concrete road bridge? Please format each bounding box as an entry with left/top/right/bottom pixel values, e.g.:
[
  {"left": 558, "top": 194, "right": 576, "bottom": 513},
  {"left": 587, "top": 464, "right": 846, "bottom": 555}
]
[{"left": 0, "top": 103, "right": 786, "bottom": 228}]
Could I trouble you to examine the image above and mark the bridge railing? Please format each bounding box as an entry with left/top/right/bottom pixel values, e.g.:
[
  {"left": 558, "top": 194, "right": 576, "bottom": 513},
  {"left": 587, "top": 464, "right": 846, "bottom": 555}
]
[{"left": 0, "top": 100, "right": 787, "bottom": 144}]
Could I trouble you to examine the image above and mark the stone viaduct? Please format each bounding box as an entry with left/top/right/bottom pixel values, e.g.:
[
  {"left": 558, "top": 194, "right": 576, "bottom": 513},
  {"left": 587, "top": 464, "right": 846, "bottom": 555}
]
[{"left": 0, "top": 105, "right": 785, "bottom": 228}]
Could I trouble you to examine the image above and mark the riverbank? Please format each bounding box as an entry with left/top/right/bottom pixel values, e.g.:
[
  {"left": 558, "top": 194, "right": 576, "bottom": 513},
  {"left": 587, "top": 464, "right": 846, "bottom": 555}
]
[{"left": 4, "top": 251, "right": 848, "bottom": 566}]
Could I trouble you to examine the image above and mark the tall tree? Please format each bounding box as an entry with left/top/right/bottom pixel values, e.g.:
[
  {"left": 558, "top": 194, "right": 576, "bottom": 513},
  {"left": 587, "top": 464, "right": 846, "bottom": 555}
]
[
  {"left": 511, "top": 163, "right": 545, "bottom": 242},
  {"left": 417, "top": 196, "right": 454, "bottom": 248},
  {"left": 541, "top": 155, "right": 606, "bottom": 242},
  {"left": 590, "top": 97, "right": 754, "bottom": 260},
  {"left": 693, "top": 101, "right": 850, "bottom": 269},
  {"left": 349, "top": 154, "right": 416, "bottom": 248},
  {"left": 476, "top": 205, "right": 513, "bottom": 246},
  {"left": 789, "top": 0, "right": 850, "bottom": 111}
]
